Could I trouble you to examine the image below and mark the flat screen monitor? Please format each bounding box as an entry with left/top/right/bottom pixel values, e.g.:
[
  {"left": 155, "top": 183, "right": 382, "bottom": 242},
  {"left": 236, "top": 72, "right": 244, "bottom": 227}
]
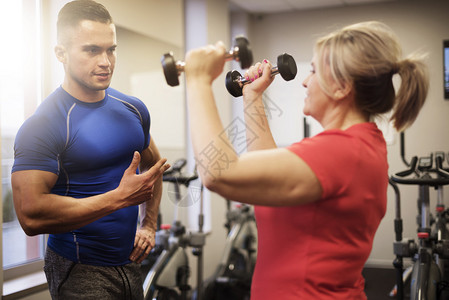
[{"left": 444, "top": 40, "right": 449, "bottom": 99}]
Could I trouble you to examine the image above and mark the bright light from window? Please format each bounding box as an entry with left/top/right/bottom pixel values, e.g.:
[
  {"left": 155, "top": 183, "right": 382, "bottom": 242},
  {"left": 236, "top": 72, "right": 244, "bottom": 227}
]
[
  {"left": 0, "top": 1, "right": 25, "bottom": 132},
  {"left": 1, "top": 0, "right": 44, "bottom": 271}
]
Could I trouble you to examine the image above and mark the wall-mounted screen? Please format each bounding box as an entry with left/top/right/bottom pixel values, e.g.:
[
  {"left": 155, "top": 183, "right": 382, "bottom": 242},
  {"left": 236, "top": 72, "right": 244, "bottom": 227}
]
[{"left": 444, "top": 40, "right": 449, "bottom": 99}]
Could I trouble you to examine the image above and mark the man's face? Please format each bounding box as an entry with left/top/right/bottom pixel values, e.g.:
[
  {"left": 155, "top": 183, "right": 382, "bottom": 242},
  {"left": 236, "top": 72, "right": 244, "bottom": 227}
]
[{"left": 57, "top": 20, "right": 117, "bottom": 101}]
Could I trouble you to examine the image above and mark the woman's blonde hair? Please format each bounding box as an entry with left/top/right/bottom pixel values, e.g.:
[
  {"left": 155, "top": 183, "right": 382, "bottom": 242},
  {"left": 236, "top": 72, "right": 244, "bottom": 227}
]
[{"left": 314, "top": 21, "right": 429, "bottom": 131}]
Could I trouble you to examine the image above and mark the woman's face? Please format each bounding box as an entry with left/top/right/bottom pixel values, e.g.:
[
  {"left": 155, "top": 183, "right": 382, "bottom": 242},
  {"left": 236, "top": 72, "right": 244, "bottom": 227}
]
[{"left": 302, "top": 54, "right": 334, "bottom": 123}]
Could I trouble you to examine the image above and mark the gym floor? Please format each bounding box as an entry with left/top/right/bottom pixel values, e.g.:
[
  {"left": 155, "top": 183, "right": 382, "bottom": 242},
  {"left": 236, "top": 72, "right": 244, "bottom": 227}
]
[{"left": 363, "top": 267, "right": 397, "bottom": 299}]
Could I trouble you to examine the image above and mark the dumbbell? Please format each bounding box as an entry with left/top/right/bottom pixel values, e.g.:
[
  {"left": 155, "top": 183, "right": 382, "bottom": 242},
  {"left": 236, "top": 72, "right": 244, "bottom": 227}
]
[
  {"left": 161, "top": 36, "right": 253, "bottom": 87},
  {"left": 225, "top": 53, "right": 297, "bottom": 97}
]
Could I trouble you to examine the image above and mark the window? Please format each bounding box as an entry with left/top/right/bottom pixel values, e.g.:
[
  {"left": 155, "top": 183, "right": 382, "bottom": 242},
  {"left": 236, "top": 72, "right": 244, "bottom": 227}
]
[{"left": 0, "top": 0, "right": 45, "bottom": 280}]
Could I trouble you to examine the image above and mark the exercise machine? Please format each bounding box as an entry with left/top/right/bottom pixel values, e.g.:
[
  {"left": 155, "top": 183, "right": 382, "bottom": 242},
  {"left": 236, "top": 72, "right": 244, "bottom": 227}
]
[
  {"left": 200, "top": 201, "right": 257, "bottom": 300},
  {"left": 142, "top": 160, "right": 258, "bottom": 299},
  {"left": 142, "top": 159, "right": 206, "bottom": 300},
  {"left": 391, "top": 133, "right": 449, "bottom": 300}
]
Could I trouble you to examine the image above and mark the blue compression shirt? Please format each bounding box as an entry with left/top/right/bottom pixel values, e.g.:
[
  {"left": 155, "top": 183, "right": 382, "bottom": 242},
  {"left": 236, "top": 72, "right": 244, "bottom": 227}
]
[{"left": 12, "top": 87, "right": 150, "bottom": 266}]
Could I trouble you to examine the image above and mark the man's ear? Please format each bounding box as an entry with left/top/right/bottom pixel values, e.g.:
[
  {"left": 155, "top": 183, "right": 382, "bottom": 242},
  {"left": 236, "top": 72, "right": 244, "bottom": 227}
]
[{"left": 54, "top": 45, "right": 67, "bottom": 63}]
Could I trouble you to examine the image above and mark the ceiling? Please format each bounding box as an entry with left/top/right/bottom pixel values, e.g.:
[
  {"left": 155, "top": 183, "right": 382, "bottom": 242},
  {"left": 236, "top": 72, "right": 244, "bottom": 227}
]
[{"left": 228, "top": 0, "right": 399, "bottom": 14}]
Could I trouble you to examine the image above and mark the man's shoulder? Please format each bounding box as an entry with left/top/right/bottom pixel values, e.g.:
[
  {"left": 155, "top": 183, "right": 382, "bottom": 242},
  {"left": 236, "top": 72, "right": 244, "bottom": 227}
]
[
  {"left": 106, "top": 87, "right": 148, "bottom": 114},
  {"left": 107, "top": 87, "right": 140, "bottom": 102},
  {"left": 38, "top": 86, "right": 75, "bottom": 113}
]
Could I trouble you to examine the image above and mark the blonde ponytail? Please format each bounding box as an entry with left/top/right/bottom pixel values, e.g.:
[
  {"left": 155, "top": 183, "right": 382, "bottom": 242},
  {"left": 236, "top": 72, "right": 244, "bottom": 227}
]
[{"left": 391, "top": 55, "right": 429, "bottom": 131}]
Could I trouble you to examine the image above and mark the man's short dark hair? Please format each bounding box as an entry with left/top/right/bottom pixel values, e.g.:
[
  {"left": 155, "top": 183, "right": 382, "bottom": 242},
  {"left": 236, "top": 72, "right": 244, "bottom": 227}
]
[{"left": 57, "top": 0, "right": 113, "bottom": 44}]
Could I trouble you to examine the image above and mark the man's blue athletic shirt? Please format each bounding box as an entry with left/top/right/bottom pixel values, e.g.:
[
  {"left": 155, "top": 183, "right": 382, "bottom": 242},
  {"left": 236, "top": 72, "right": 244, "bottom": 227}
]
[{"left": 12, "top": 86, "right": 151, "bottom": 266}]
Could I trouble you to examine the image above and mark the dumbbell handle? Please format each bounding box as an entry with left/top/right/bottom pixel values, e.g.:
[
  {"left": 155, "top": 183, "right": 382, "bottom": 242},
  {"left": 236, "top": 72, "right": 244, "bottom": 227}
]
[
  {"left": 225, "top": 45, "right": 245, "bottom": 63},
  {"left": 225, "top": 53, "right": 297, "bottom": 97},
  {"left": 232, "top": 66, "right": 282, "bottom": 87},
  {"left": 173, "top": 45, "right": 245, "bottom": 74}
]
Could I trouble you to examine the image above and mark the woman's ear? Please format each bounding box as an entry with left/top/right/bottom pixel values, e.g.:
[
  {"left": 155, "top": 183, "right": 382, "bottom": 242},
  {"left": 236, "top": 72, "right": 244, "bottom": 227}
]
[
  {"left": 333, "top": 81, "right": 352, "bottom": 101},
  {"left": 54, "top": 45, "right": 67, "bottom": 63}
]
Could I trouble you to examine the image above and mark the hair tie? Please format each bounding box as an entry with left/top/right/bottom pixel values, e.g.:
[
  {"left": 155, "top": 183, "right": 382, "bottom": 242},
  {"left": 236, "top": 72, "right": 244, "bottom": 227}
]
[{"left": 391, "top": 62, "right": 400, "bottom": 74}]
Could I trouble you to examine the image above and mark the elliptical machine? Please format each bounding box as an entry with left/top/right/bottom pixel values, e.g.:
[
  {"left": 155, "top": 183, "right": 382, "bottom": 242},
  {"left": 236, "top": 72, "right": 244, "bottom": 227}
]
[
  {"left": 142, "top": 158, "right": 206, "bottom": 300},
  {"left": 391, "top": 133, "right": 449, "bottom": 300}
]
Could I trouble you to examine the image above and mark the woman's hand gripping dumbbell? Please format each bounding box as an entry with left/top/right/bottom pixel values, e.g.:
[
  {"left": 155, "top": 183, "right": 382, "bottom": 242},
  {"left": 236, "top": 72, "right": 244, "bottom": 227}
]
[
  {"left": 225, "top": 53, "right": 297, "bottom": 97},
  {"left": 161, "top": 36, "right": 253, "bottom": 87}
]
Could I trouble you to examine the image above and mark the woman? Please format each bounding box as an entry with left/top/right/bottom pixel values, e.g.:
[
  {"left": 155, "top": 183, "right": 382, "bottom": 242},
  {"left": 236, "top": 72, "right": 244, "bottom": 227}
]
[{"left": 184, "top": 21, "right": 428, "bottom": 299}]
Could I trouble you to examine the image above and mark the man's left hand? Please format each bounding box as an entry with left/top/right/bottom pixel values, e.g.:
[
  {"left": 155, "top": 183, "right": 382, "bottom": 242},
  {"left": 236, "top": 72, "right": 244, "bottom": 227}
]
[{"left": 130, "top": 227, "right": 156, "bottom": 263}]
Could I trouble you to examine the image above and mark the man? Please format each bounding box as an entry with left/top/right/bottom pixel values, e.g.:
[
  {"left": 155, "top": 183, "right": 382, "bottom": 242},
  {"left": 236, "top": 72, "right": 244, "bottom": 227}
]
[{"left": 11, "top": 0, "right": 169, "bottom": 298}]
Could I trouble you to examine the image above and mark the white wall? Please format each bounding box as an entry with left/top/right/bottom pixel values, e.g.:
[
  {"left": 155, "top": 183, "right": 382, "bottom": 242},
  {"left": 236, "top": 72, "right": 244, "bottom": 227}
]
[
  {"left": 97, "top": 0, "right": 184, "bottom": 48},
  {"left": 183, "top": 0, "right": 231, "bottom": 285},
  {"left": 234, "top": 0, "right": 449, "bottom": 266}
]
